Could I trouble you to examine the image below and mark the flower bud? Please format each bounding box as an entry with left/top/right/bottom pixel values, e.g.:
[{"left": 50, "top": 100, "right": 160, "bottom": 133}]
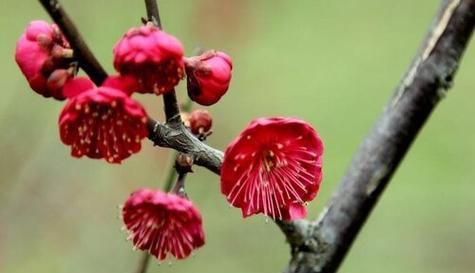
[
  {"left": 51, "top": 45, "right": 74, "bottom": 59},
  {"left": 189, "top": 109, "right": 212, "bottom": 135},
  {"left": 113, "top": 23, "right": 185, "bottom": 94},
  {"left": 185, "top": 50, "right": 232, "bottom": 106},
  {"left": 46, "top": 68, "right": 73, "bottom": 98},
  {"left": 15, "top": 20, "right": 74, "bottom": 100},
  {"left": 175, "top": 153, "right": 194, "bottom": 173}
]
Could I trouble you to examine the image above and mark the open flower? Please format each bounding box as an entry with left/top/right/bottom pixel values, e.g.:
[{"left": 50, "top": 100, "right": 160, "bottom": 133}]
[
  {"left": 113, "top": 23, "right": 185, "bottom": 94},
  {"left": 15, "top": 20, "right": 74, "bottom": 100},
  {"left": 185, "top": 50, "right": 232, "bottom": 106},
  {"left": 59, "top": 77, "right": 148, "bottom": 163},
  {"left": 122, "top": 189, "right": 205, "bottom": 260},
  {"left": 220, "top": 117, "right": 324, "bottom": 220}
]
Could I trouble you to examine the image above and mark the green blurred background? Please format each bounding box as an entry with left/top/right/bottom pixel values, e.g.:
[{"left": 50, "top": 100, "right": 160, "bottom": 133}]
[{"left": 1, "top": 0, "right": 474, "bottom": 272}]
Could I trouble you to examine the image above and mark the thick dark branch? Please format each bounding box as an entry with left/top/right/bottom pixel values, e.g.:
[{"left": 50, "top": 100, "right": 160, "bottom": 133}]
[
  {"left": 147, "top": 118, "right": 223, "bottom": 175},
  {"left": 276, "top": 220, "right": 316, "bottom": 253},
  {"left": 39, "top": 0, "right": 108, "bottom": 85},
  {"left": 162, "top": 93, "right": 182, "bottom": 122},
  {"left": 287, "top": 1, "right": 475, "bottom": 272}
]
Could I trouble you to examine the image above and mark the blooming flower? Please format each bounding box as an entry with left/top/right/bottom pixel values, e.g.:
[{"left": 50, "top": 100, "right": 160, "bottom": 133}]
[
  {"left": 185, "top": 50, "right": 232, "bottom": 106},
  {"left": 59, "top": 77, "right": 148, "bottom": 163},
  {"left": 122, "top": 189, "right": 205, "bottom": 260},
  {"left": 15, "top": 20, "right": 74, "bottom": 100},
  {"left": 220, "top": 117, "right": 324, "bottom": 220},
  {"left": 113, "top": 24, "right": 185, "bottom": 94}
]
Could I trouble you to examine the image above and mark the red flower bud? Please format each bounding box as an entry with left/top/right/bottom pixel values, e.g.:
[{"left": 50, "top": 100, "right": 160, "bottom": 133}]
[
  {"left": 220, "top": 117, "right": 324, "bottom": 220},
  {"left": 15, "top": 20, "right": 74, "bottom": 100},
  {"left": 46, "top": 68, "right": 73, "bottom": 98},
  {"left": 185, "top": 50, "right": 232, "bottom": 106},
  {"left": 189, "top": 109, "right": 212, "bottom": 135},
  {"left": 122, "top": 189, "right": 205, "bottom": 260},
  {"left": 113, "top": 24, "right": 185, "bottom": 95}
]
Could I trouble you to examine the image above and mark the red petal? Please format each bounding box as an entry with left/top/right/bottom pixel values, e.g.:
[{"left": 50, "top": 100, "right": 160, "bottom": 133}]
[{"left": 63, "top": 77, "right": 95, "bottom": 98}]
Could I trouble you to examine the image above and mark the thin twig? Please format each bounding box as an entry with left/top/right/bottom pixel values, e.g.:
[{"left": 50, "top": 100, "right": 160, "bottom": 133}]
[
  {"left": 163, "top": 151, "right": 179, "bottom": 192},
  {"left": 285, "top": 1, "right": 475, "bottom": 272},
  {"left": 144, "top": 0, "right": 161, "bottom": 27},
  {"left": 38, "top": 0, "right": 108, "bottom": 85},
  {"left": 160, "top": 99, "right": 194, "bottom": 193},
  {"left": 144, "top": 0, "right": 181, "bottom": 122},
  {"left": 133, "top": 252, "right": 150, "bottom": 273},
  {"left": 171, "top": 172, "right": 188, "bottom": 197}
]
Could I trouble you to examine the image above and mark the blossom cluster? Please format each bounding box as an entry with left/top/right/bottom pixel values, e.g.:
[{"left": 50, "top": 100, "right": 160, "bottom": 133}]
[{"left": 15, "top": 19, "right": 323, "bottom": 263}]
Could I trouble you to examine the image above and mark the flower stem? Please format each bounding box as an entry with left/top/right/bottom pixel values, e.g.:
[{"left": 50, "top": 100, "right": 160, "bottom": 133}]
[
  {"left": 38, "top": 0, "right": 108, "bottom": 85},
  {"left": 171, "top": 172, "right": 188, "bottom": 197}
]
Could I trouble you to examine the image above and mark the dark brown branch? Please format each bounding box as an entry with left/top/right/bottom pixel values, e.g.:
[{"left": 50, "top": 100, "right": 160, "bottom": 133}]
[
  {"left": 38, "top": 0, "right": 108, "bottom": 85},
  {"left": 147, "top": 118, "right": 223, "bottom": 175},
  {"left": 276, "top": 220, "right": 314, "bottom": 253},
  {"left": 286, "top": 1, "right": 475, "bottom": 272},
  {"left": 144, "top": 0, "right": 161, "bottom": 27},
  {"left": 162, "top": 93, "right": 182, "bottom": 122}
]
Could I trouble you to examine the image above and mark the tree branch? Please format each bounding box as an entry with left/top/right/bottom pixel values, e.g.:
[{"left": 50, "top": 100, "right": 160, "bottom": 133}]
[
  {"left": 286, "top": 1, "right": 475, "bottom": 272},
  {"left": 38, "top": 0, "right": 108, "bottom": 85},
  {"left": 144, "top": 0, "right": 161, "bottom": 27},
  {"left": 147, "top": 118, "right": 223, "bottom": 175}
]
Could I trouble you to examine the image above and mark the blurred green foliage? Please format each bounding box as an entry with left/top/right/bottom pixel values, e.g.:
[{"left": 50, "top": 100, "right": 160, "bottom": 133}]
[{"left": 1, "top": 0, "right": 474, "bottom": 273}]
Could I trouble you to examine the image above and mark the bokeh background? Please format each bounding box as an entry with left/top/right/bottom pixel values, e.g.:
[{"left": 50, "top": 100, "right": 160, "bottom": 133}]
[{"left": 1, "top": 0, "right": 475, "bottom": 273}]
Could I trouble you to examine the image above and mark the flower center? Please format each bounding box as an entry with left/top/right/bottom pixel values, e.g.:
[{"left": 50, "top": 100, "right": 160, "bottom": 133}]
[{"left": 262, "top": 149, "right": 277, "bottom": 172}]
